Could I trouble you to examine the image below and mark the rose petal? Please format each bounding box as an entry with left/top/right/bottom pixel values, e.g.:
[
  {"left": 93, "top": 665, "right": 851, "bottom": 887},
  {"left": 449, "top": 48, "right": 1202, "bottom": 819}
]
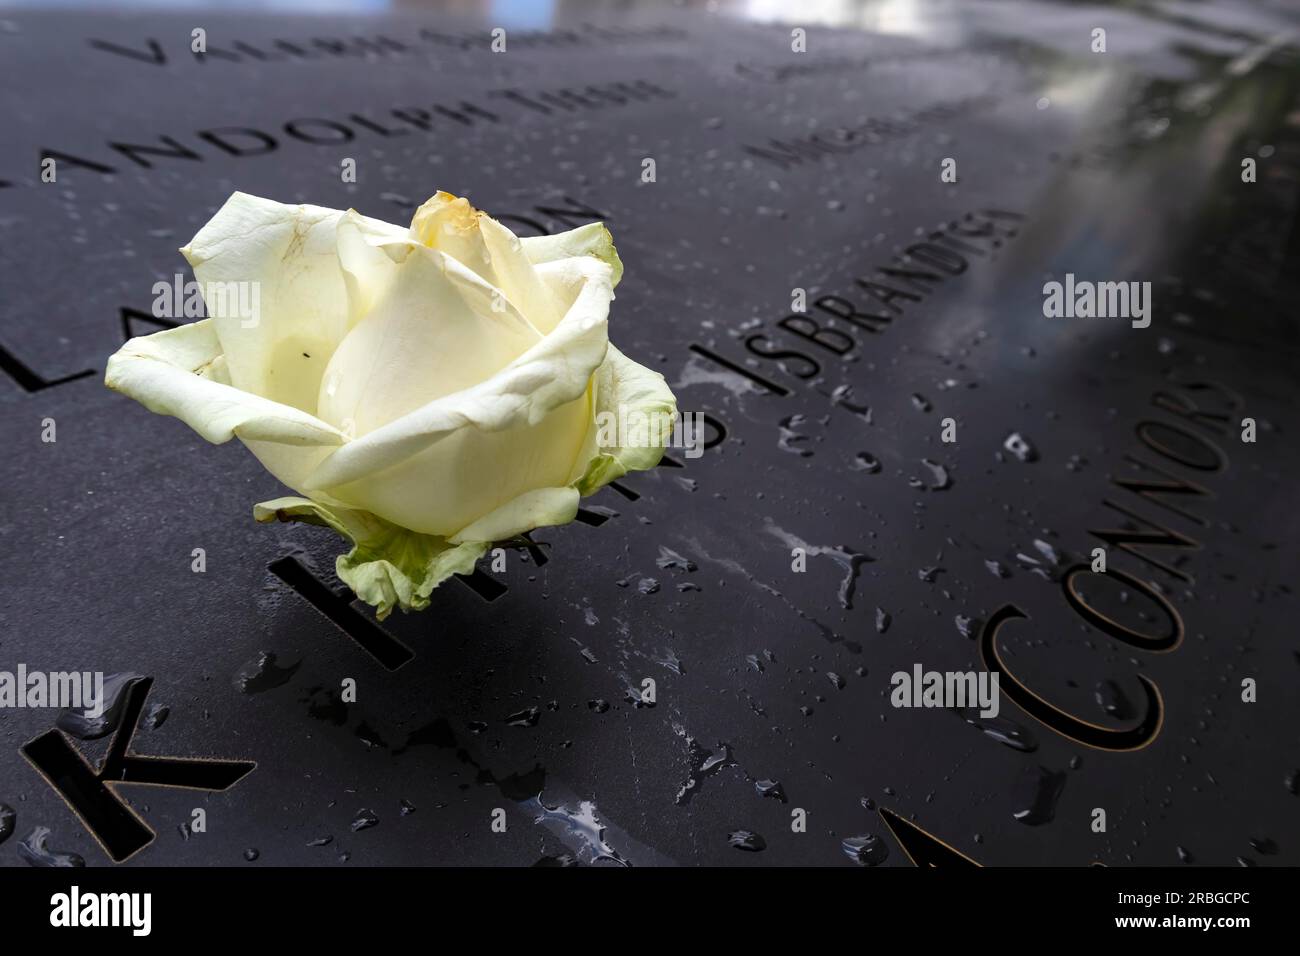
[
  {"left": 317, "top": 383, "right": 593, "bottom": 536},
  {"left": 410, "top": 191, "right": 563, "bottom": 332},
  {"left": 521, "top": 221, "right": 624, "bottom": 289},
  {"left": 318, "top": 238, "right": 541, "bottom": 437},
  {"left": 448, "top": 486, "right": 580, "bottom": 544},
  {"left": 180, "top": 192, "right": 405, "bottom": 413},
  {"left": 303, "top": 256, "right": 614, "bottom": 493},
  {"left": 572, "top": 343, "right": 678, "bottom": 494},
  {"left": 105, "top": 319, "right": 346, "bottom": 448}
]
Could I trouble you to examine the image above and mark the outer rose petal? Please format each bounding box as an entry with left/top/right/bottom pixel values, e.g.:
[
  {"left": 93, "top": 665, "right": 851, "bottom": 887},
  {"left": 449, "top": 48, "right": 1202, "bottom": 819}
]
[
  {"left": 573, "top": 344, "right": 678, "bottom": 494},
  {"left": 322, "top": 392, "right": 592, "bottom": 537},
  {"left": 449, "top": 346, "right": 676, "bottom": 545},
  {"left": 521, "top": 221, "right": 624, "bottom": 289},
  {"left": 448, "top": 486, "right": 580, "bottom": 544},
  {"left": 105, "top": 320, "right": 347, "bottom": 449},
  {"left": 181, "top": 192, "right": 405, "bottom": 414},
  {"left": 253, "top": 497, "right": 486, "bottom": 621}
]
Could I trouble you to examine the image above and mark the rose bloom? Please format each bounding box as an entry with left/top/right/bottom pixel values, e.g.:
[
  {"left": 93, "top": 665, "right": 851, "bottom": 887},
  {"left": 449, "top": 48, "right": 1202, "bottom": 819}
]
[{"left": 107, "top": 191, "right": 676, "bottom": 618}]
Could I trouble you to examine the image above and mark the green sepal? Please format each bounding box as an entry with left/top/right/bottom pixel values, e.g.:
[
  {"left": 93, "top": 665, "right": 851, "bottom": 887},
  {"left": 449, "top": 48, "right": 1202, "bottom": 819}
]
[{"left": 254, "top": 496, "right": 488, "bottom": 621}]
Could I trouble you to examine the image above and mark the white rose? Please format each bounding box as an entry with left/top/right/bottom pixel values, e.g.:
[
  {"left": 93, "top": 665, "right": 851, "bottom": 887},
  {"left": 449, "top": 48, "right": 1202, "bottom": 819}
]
[{"left": 106, "top": 191, "right": 676, "bottom": 618}]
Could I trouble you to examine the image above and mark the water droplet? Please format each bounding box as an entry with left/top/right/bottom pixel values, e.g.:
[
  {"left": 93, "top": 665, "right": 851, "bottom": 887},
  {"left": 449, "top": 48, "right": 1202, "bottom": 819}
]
[
  {"left": 1032, "top": 539, "right": 1061, "bottom": 565},
  {"left": 1012, "top": 766, "right": 1066, "bottom": 825},
  {"left": 505, "top": 706, "right": 541, "bottom": 727},
  {"left": 655, "top": 648, "right": 684, "bottom": 676},
  {"left": 985, "top": 559, "right": 1010, "bottom": 579},
  {"left": 56, "top": 672, "right": 145, "bottom": 740},
  {"left": 854, "top": 451, "right": 882, "bottom": 473},
  {"left": 350, "top": 809, "right": 379, "bottom": 832},
  {"left": 18, "top": 827, "right": 84, "bottom": 868},
  {"left": 778, "top": 414, "right": 814, "bottom": 457},
  {"left": 675, "top": 732, "right": 736, "bottom": 806},
  {"left": 0, "top": 804, "right": 14, "bottom": 845},
  {"left": 728, "top": 829, "right": 766, "bottom": 852},
  {"left": 243, "top": 847, "right": 260, "bottom": 862},
  {"left": 831, "top": 384, "right": 872, "bottom": 423},
  {"left": 916, "top": 458, "right": 951, "bottom": 490},
  {"left": 143, "top": 701, "right": 169, "bottom": 730},
  {"left": 1095, "top": 680, "right": 1135, "bottom": 719},
  {"left": 1003, "top": 432, "right": 1039, "bottom": 462},
  {"left": 875, "top": 607, "right": 892, "bottom": 633},
  {"left": 526, "top": 796, "right": 629, "bottom": 866},
  {"left": 656, "top": 546, "right": 697, "bottom": 572},
  {"left": 955, "top": 707, "right": 1039, "bottom": 752},
  {"left": 755, "top": 779, "right": 787, "bottom": 803},
  {"left": 1249, "top": 837, "right": 1278, "bottom": 855},
  {"left": 841, "top": 834, "right": 890, "bottom": 865},
  {"left": 235, "top": 652, "right": 300, "bottom": 694},
  {"left": 764, "top": 521, "right": 871, "bottom": 609},
  {"left": 625, "top": 684, "right": 656, "bottom": 709}
]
